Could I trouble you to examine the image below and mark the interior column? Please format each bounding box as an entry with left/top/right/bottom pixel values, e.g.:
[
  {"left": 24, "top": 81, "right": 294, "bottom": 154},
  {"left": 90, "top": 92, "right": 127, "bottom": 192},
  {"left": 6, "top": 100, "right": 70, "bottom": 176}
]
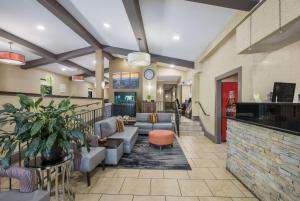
[{"left": 95, "top": 49, "right": 104, "bottom": 99}]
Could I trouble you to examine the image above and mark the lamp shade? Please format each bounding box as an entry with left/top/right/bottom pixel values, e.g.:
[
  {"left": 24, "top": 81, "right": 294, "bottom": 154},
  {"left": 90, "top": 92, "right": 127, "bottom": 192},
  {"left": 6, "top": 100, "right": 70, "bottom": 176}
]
[
  {"left": 128, "top": 52, "right": 151, "bottom": 67},
  {"left": 0, "top": 51, "right": 25, "bottom": 65}
]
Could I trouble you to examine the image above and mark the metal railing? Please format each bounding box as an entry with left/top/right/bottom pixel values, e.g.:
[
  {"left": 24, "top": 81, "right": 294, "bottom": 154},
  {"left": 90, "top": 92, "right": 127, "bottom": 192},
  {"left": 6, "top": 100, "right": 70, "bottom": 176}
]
[
  {"left": 195, "top": 101, "right": 210, "bottom": 116},
  {"left": 174, "top": 100, "right": 181, "bottom": 137},
  {"left": 141, "top": 101, "right": 176, "bottom": 113}
]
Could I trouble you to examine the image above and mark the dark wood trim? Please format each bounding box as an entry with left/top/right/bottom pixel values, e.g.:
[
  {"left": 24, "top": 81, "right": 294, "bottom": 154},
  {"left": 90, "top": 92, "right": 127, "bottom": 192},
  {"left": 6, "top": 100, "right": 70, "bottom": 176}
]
[
  {"left": 0, "top": 91, "right": 103, "bottom": 100},
  {"left": 0, "top": 28, "right": 56, "bottom": 59},
  {"left": 186, "top": 0, "right": 260, "bottom": 11},
  {"left": 122, "top": 0, "right": 149, "bottom": 52},
  {"left": 57, "top": 46, "right": 96, "bottom": 61},
  {"left": 151, "top": 54, "right": 194, "bottom": 69},
  {"left": 23, "top": 58, "right": 55, "bottom": 69}
]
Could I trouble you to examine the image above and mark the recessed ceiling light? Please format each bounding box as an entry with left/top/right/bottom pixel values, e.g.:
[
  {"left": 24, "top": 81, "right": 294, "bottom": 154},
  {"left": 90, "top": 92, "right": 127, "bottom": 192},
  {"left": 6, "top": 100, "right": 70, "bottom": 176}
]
[
  {"left": 36, "top": 25, "right": 45, "bottom": 31},
  {"left": 93, "top": 60, "right": 96, "bottom": 64},
  {"left": 103, "top": 23, "right": 111, "bottom": 28},
  {"left": 61, "top": 68, "right": 66, "bottom": 71},
  {"left": 173, "top": 35, "right": 180, "bottom": 41},
  {"left": 170, "top": 64, "right": 175, "bottom": 68}
]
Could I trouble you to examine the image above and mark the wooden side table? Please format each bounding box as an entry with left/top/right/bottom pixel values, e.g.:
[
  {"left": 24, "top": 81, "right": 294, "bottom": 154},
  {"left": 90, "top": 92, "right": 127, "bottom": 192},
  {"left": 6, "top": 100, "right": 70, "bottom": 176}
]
[
  {"left": 26, "top": 155, "right": 74, "bottom": 201},
  {"left": 99, "top": 139, "right": 124, "bottom": 165}
]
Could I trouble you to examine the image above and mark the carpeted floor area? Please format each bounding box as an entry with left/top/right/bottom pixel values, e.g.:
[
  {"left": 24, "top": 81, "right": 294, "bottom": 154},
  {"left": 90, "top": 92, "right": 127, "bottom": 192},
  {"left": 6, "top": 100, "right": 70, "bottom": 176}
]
[{"left": 118, "top": 135, "right": 191, "bottom": 170}]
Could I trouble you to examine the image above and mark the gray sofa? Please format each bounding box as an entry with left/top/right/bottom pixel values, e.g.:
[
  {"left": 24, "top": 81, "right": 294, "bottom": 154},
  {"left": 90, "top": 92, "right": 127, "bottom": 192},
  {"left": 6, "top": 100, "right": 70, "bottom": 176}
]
[
  {"left": 95, "top": 117, "right": 138, "bottom": 154},
  {"left": 134, "top": 113, "right": 174, "bottom": 134}
]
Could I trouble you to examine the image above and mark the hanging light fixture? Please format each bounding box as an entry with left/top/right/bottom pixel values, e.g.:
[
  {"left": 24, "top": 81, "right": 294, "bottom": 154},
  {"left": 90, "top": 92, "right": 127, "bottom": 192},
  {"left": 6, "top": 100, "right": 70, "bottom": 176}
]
[
  {"left": 0, "top": 42, "right": 25, "bottom": 65},
  {"left": 127, "top": 38, "right": 151, "bottom": 67}
]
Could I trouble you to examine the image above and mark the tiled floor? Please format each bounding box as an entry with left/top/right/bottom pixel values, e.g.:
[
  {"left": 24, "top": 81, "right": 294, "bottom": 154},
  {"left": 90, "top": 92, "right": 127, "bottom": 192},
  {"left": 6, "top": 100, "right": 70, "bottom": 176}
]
[
  {"left": 0, "top": 118, "right": 258, "bottom": 201},
  {"left": 68, "top": 117, "right": 258, "bottom": 201}
]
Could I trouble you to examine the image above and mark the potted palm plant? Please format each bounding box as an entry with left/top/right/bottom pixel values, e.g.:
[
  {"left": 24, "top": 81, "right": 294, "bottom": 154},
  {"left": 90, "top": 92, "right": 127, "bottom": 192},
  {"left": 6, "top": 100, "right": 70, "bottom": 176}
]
[{"left": 0, "top": 94, "right": 89, "bottom": 169}]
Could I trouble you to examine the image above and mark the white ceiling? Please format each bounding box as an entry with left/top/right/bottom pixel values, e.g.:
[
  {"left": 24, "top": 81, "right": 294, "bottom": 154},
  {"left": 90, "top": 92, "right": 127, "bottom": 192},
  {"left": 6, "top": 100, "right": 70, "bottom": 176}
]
[
  {"left": 70, "top": 53, "right": 110, "bottom": 71},
  {"left": 58, "top": 0, "right": 139, "bottom": 51},
  {"left": 0, "top": 0, "right": 89, "bottom": 54},
  {"left": 140, "top": 0, "right": 236, "bottom": 61},
  {"left": 39, "top": 63, "right": 83, "bottom": 77},
  {"left": 0, "top": 0, "right": 238, "bottom": 77},
  {"left": 0, "top": 37, "right": 41, "bottom": 61}
]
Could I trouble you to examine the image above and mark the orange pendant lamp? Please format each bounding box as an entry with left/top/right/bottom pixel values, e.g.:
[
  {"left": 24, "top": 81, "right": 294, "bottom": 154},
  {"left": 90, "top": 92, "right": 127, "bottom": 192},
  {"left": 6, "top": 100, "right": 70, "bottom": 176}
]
[{"left": 0, "top": 42, "right": 25, "bottom": 65}]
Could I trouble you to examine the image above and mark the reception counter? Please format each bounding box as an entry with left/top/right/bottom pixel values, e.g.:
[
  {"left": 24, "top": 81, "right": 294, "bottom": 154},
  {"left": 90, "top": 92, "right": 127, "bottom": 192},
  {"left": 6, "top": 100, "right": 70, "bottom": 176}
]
[{"left": 226, "top": 103, "right": 300, "bottom": 201}]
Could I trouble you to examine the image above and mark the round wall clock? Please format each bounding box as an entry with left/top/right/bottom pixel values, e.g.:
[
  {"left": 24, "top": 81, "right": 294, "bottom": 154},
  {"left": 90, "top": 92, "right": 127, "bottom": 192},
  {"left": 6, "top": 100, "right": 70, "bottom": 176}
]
[{"left": 144, "top": 69, "right": 155, "bottom": 80}]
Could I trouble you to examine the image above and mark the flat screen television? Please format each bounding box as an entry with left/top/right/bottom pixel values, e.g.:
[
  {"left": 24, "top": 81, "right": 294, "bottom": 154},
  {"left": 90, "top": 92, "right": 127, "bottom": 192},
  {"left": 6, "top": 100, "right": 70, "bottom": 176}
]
[{"left": 271, "top": 82, "right": 296, "bottom": 102}]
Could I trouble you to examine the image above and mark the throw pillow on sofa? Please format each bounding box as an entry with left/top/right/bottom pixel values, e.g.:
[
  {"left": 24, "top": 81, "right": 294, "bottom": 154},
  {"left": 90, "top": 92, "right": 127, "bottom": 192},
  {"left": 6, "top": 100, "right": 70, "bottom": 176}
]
[
  {"left": 116, "top": 119, "right": 125, "bottom": 132},
  {"left": 86, "top": 134, "right": 99, "bottom": 147},
  {"left": 148, "top": 113, "right": 158, "bottom": 123}
]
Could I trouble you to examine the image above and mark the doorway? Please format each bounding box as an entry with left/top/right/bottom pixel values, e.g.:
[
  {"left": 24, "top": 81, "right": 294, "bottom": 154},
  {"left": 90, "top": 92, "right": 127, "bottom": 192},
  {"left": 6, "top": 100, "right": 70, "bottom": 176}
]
[
  {"left": 215, "top": 67, "right": 242, "bottom": 144},
  {"left": 221, "top": 82, "right": 238, "bottom": 142}
]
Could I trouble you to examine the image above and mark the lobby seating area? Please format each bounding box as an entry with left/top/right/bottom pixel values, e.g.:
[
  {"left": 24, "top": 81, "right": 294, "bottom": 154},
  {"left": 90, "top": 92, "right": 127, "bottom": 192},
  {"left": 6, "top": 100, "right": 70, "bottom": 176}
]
[{"left": 1, "top": 0, "right": 300, "bottom": 201}]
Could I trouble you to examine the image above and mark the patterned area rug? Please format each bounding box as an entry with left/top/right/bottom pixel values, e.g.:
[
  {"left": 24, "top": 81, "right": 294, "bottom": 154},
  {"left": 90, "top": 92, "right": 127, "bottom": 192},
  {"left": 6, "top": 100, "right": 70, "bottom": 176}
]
[{"left": 118, "top": 135, "right": 191, "bottom": 170}]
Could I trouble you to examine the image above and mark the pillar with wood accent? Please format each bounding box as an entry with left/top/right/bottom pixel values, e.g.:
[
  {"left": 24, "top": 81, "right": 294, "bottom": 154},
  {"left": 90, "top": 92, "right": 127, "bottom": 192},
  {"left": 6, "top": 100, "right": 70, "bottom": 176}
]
[{"left": 95, "top": 49, "right": 104, "bottom": 99}]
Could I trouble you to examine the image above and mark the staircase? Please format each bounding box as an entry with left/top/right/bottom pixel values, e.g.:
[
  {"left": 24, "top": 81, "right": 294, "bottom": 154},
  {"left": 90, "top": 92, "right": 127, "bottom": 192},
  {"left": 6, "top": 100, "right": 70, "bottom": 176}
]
[{"left": 179, "top": 117, "right": 204, "bottom": 136}]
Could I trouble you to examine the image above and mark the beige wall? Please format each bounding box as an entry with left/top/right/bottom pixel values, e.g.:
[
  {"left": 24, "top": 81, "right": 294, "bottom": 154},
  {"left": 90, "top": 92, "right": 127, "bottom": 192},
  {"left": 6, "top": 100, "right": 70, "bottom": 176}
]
[
  {"left": 108, "top": 58, "right": 143, "bottom": 104},
  {"left": 0, "top": 63, "right": 95, "bottom": 97},
  {"left": 196, "top": 34, "right": 300, "bottom": 136}
]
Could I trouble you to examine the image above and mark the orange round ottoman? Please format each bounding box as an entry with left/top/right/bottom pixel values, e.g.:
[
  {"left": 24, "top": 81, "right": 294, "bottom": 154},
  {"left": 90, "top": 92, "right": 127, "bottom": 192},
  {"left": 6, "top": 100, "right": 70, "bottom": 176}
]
[{"left": 149, "top": 130, "right": 174, "bottom": 149}]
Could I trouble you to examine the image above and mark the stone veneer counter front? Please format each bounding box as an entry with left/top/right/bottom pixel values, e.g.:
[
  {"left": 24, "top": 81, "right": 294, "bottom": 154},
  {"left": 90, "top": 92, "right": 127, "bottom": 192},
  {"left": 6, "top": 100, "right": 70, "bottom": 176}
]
[{"left": 227, "top": 119, "right": 300, "bottom": 201}]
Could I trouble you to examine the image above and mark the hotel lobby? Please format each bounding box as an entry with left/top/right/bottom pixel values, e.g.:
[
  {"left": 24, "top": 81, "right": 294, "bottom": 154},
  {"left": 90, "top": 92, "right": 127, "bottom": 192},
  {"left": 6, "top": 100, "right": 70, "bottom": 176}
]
[{"left": 0, "top": 0, "right": 300, "bottom": 201}]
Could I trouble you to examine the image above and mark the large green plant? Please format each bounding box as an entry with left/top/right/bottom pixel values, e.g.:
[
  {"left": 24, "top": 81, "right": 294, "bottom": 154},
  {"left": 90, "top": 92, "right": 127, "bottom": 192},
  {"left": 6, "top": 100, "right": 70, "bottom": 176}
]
[{"left": 0, "top": 95, "right": 89, "bottom": 169}]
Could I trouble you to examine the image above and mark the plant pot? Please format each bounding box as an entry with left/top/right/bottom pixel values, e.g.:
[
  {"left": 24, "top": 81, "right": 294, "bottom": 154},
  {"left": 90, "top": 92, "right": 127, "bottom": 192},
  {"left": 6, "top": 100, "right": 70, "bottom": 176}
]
[{"left": 41, "top": 143, "right": 65, "bottom": 163}]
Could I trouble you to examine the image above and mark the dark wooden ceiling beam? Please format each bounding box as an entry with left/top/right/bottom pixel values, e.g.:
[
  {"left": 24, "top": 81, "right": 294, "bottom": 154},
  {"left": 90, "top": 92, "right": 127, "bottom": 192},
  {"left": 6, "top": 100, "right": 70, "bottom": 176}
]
[
  {"left": 57, "top": 46, "right": 95, "bottom": 61},
  {"left": 0, "top": 28, "right": 56, "bottom": 59},
  {"left": 122, "top": 0, "right": 149, "bottom": 52},
  {"left": 37, "top": 0, "right": 102, "bottom": 49},
  {"left": 186, "top": 0, "right": 259, "bottom": 11},
  {"left": 103, "top": 46, "right": 194, "bottom": 68},
  {"left": 23, "top": 58, "right": 55, "bottom": 69}
]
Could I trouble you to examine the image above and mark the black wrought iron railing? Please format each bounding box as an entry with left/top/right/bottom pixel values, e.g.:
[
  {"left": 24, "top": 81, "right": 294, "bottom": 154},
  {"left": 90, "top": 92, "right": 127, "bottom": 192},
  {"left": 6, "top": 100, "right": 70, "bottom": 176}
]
[
  {"left": 195, "top": 101, "right": 210, "bottom": 117},
  {"left": 175, "top": 99, "right": 181, "bottom": 137}
]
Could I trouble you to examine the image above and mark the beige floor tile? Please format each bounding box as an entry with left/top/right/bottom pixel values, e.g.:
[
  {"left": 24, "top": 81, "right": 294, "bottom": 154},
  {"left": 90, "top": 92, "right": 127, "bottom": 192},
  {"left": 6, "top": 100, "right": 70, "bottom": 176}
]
[
  {"left": 90, "top": 178, "right": 124, "bottom": 194},
  {"left": 208, "top": 168, "right": 235, "bottom": 179},
  {"left": 120, "top": 178, "right": 151, "bottom": 195},
  {"left": 151, "top": 179, "right": 181, "bottom": 196},
  {"left": 231, "top": 180, "right": 254, "bottom": 197},
  {"left": 164, "top": 170, "right": 190, "bottom": 179},
  {"left": 115, "top": 169, "right": 140, "bottom": 178},
  {"left": 166, "top": 196, "right": 199, "bottom": 201},
  {"left": 205, "top": 180, "right": 244, "bottom": 197},
  {"left": 231, "top": 199, "right": 258, "bottom": 201},
  {"left": 100, "top": 194, "right": 133, "bottom": 201},
  {"left": 188, "top": 168, "right": 215, "bottom": 179},
  {"left": 211, "top": 159, "right": 226, "bottom": 168},
  {"left": 139, "top": 170, "right": 164, "bottom": 178},
  {"left": 196, "top": 153, "right": 219, "bottom": 160},
  {"left": 199, "top": 197, "right": 232, "bottom": 201},
  {"left": 192, "top": 159, "right": 217, "bottom": 168},
  {"left": 95, "top": 168, "right": 117, "bottom": 177},
  {"left": 75, "top": 194, "right": 102, "bottom": 201},
  {"left": 187, "top": 159, "right": 196, "bottom": 168},
  {"left": 178, "top": 180, "right": 212, "bottom": 196},
  {"left": 133, "top": 195, "right": 166, "bottom": 201}
]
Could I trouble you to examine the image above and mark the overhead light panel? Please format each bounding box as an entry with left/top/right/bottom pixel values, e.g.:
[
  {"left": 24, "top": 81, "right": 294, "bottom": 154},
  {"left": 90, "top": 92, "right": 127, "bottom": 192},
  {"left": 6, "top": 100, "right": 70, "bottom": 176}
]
[
  {"left": 103, "top": 23, "right": 111, "bottom": 28},
  {"left": 36, "top": 25, "right": 45, "bottom": 31},
  {"left": 173, "top": 35, "right": 180, "bottom": 41}
]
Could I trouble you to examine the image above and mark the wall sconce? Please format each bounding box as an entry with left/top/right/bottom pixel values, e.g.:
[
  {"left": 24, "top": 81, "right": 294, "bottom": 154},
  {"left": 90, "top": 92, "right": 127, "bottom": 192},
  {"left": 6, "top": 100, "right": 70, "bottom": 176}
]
[
  {"left": 158, "top": 88, "right": 163, "bottom": 95},
  {"left": 101, "top": 81, "right": 105, "bottom": 89}
]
